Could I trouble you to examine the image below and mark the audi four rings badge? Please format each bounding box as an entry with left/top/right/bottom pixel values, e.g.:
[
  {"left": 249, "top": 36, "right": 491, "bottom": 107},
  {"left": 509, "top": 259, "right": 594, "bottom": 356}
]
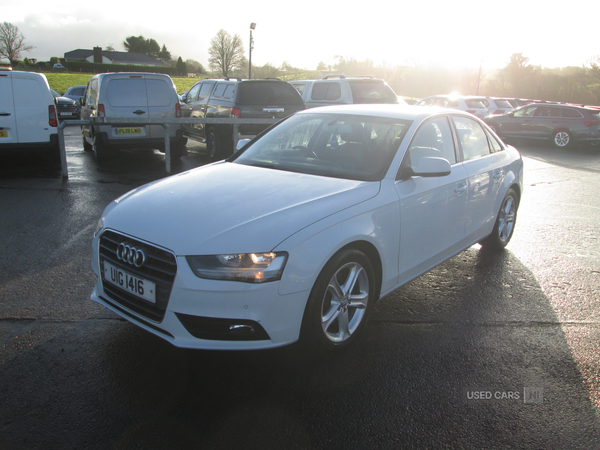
[{"left": 116, "top": 243, "right": 146, "bottom": 267}]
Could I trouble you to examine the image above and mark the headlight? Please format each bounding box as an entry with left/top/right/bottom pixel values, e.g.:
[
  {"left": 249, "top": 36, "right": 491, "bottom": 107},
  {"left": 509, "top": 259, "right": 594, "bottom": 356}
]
[
  {"left": 93, "top": 217, "right": 104, "bottom": 237},
  {"left": 186, "top": 252, "right": 288, "bottom": 283}
]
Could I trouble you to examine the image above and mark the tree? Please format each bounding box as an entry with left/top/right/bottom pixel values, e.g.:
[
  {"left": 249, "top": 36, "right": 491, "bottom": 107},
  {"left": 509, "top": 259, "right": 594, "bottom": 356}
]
[
  {"left": 123, "top": 36, "right": 170, "bottom": 61},
  {"left": 176, "top": 57, "right": 187, "bottom": 76},
  {"left": 208, "top": 29, "right": 246, "bottom": 77},
  {"left": 0, "top": 22, "right": 34, "bottom": 64}
]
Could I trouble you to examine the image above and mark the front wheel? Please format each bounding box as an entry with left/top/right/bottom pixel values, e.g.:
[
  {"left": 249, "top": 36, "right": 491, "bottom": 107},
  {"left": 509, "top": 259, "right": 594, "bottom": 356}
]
[
  {"left": 301, "top": 249, "right": 376, "bottom": 350},
  {"left": 552, "top": 129, "right": 572, "bottom": 148},
  {"left": 480, "top": 188, "right": 518, "bottom": 250}
]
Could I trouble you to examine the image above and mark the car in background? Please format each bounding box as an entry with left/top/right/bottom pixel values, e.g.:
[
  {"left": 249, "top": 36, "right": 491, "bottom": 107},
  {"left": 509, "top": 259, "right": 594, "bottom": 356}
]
[
  {"left": 63, "top": 85, "right": 86, "bottom": 103},
  {"left": 51, "top": 89, "right": 79, "bottom": 120},
  {"left": 180, "top": 78, "right": 305, "bottom": 159},
  {"left": 0, "top": 70, "right": 59, "bottom": 156},
  {"left": 484, "top": 103, "right": 600, "bottom": 148},
  {"left": 90, "top": 104, "right": 523, "bottom": 351},
  {"left": 80, "top": 72, "right": 184, "bottom": 162},
  {"left": 416, "top": 95, "right": 489, "bottom": 118},
  {"left": 289, "top": 76, "right": 399, "bottom": 109},
  {"left": 472, "top": 97, "right": 513, "bottom": 115}
]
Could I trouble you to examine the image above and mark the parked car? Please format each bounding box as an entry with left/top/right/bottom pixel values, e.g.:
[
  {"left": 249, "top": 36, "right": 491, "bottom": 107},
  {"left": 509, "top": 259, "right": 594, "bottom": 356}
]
[
  {"left": 53, "top": 63, "right": 66, "bottom": 70},
  {"left": 180, "top": 78, "right": 305, "bottom": 159},
  {"left": 484, "top": 103, "right": 600, "bottom": 148},
  {"left": 63, "top": 85, "right": 86, "bottom": 103},
  {"left": 416, "top": 95, "right": 489, "bottom": 118},
  {"left": 0, "top": 69, "right": 59, "bottom": 157},
  {"left": 80, "top": 72, "right": 184, "bottom": 162},
  {"left": 471, "top": 97, "right": 513, "bottom": 115},
  {"left": 90, "top": 104, "right": 523, "bottom": 351},
  {"left": 289, "top": 76, "right": 399, "bottom": 108},
  {"left": 51, "top": 89, "right": 79, "bottom": 120}
]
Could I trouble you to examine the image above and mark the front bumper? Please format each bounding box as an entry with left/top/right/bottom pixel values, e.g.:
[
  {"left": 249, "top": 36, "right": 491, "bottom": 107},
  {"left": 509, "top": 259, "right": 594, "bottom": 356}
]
[{"left": 91, "top": 230, "right": 309, "bottom": 350}]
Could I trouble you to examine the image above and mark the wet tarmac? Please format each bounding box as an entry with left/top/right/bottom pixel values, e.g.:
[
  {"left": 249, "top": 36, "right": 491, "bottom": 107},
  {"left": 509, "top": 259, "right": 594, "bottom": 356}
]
[{"left": 1, "top": 128, "right": 599, "bottom": 449}]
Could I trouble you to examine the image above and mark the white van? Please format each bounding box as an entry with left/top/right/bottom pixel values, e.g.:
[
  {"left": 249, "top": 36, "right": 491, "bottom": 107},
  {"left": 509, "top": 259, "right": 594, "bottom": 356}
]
[
  {"left": 0, "top": 70, "right": 59, "bottom": 156},
  {"left": 80, "top": 72, "right": 184, "bottom": 162}
]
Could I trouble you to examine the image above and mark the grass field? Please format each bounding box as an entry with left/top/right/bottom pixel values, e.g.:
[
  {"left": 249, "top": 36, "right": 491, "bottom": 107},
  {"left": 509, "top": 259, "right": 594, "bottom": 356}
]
[{"left": 45, "top": 73, "right": 204, "bottom": 95}]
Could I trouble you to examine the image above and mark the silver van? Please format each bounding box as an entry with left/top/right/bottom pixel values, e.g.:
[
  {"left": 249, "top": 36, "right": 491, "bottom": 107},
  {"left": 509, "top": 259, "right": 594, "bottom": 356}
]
[
  {"left": 0, "top": 70, "right": 59, "bottom": 156},
  {"left": 80, "top": 72, "right": 184, "bottom": 162}
]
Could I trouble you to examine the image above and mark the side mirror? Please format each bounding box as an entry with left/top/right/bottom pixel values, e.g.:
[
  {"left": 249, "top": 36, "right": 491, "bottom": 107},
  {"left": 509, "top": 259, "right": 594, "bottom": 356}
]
[
  {"left": 410, "top": 156, "right": 451, "bottom": 177},
  {"left": 236, "top": 139, "right": 251, "bottom": 151}
]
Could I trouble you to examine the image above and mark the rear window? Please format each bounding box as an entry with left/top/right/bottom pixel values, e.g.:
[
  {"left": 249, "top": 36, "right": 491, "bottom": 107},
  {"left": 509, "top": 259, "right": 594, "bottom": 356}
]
[
  {"left": 349, "top": 81, "right": 398, "bottom": 104},
  {"left": 238, "top": 81, "right": 304, "bottom": 105},
  {"left": 465, "top": 99, "right": 486, "bottom": 109},
  {"left": 494, "top": 100, "right": 513, "bottom": 108},
  {"left": 106, "top": 78, "right": 148, "bottom": 107},
  {"left": 291, "top": 83, "right": 307, "bottom": 95},
  {"left": 146, "top": 79, "right": 174, "bottom": 107},
  {"left": 560, "top": 108, "right": 583, "bottom": 118}
]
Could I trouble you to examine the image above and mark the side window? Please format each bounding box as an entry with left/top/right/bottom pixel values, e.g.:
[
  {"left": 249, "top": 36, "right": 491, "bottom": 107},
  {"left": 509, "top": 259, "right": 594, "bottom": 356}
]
[
  {"left": 407, "top": 116, "right": 456, "bottom": 167},
  {"left": 291, "top": 83, "right": 306, "bottom": 95},
  {"left": 212, "top": 83, "right": 228, "bottom": 98},
  {"left": 513, "top": 106, "right": 537, "bottom": 117},
  {"left": 311, "top": 82, "right": 341, "bottom": 101},
  {"left": 186, "top": 83, "right": 201, "bottom": 102},
  {"left": 560, "top": 108, "right": 582, "bottom": 118},
  {"left": 198, "top": 83, "right": 213, "bottom": 101},
  {"left": 484, "top": 128, "right": 504, "bottom": 153},
  {"left": 223, "top": 84, "right": 235, "bottom": 99},
  {"left": 452, "top": 116, "right": 491, "bottom": 161}
]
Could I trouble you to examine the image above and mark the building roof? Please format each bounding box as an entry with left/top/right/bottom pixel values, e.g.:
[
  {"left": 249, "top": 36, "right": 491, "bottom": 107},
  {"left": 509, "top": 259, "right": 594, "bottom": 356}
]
[{"left": 64, "top": 49, "right": 167, "bottom": 66}]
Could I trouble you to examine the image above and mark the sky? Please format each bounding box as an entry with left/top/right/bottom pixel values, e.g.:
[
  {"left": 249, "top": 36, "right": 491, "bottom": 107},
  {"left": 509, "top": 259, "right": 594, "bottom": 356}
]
[{"left": 3, "top": 0, "right": 599, "bottom": 72}]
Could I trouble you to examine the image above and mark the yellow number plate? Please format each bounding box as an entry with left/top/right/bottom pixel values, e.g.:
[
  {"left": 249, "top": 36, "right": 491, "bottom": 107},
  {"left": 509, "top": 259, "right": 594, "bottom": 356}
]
[
  {"left": 115, "top": 127, "right": 143, "bottom": 135},
  {"left": 0, "top": 131, "right": 7, "bottom": 138}
]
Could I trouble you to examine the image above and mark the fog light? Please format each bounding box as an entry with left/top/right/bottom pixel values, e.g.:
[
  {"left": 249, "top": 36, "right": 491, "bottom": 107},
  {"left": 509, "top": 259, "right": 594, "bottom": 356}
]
[{"left": 229, "top": 324, "right": 256, "bottom": 335}]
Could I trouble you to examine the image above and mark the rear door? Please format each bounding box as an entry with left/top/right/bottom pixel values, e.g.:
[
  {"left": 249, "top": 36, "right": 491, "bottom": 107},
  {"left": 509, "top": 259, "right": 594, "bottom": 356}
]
[
  {"left": 12, "top": 73, "right": 55, "bottom": 144},
  {"left": 145, "top": 75, "right": 178, "bottom": 139},
  {"left": 104, "top": 75, "right": 151, "bottom": 140},
  {"left": 237, "top": 81, "right": 305, "bottom": 135},
  {"left": 451, "top": 115, "right": 506, "bottom": 241},
  {"left": 0, "top": 72, "right": 17, "bottom": 144}
]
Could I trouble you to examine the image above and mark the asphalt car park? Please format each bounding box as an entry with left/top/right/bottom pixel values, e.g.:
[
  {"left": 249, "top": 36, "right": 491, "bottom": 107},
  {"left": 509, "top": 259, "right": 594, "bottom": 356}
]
[{"left": 1, "top": 126, "right": 600, "bottom": 448}]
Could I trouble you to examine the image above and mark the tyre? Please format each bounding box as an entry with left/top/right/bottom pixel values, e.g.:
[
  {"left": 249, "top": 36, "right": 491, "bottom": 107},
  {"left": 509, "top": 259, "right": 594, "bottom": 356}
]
[
  {"left": 92, "top": 134, "right": 108, "bottom": 162},
  {"left": 82, "top": 133, "right": 92, "bottom": 151},
  {"left": 552, "top": 129, "right": 572, "bottom": 148},
  {"left": 301, "top": 249, "right": 376, "bottom": 350},
  {"left": 206, "top": 127, "right": 220, "bottom": 160},
  {"left": 169, "top": 139, "right": 184, "bottom": 161},
  {"left": 480, "top": 188, "right": 518, "bottom": 250}
]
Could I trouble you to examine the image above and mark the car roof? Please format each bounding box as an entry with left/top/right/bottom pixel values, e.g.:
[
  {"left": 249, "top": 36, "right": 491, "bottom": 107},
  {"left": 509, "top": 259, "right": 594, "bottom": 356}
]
[{"left": 296, "top": 103, "right": 477, "bottom": 121}]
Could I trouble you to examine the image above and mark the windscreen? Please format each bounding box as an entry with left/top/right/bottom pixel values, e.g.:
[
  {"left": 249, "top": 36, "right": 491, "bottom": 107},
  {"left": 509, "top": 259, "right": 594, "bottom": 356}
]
[{"left": 233, "top": 113, "right": 412, "bottom": 181}]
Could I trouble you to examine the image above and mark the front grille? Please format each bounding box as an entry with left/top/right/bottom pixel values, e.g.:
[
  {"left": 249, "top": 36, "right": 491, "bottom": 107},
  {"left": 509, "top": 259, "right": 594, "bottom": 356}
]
[{"left": 99, "top": 230, "right": 177, "bottom": 322}]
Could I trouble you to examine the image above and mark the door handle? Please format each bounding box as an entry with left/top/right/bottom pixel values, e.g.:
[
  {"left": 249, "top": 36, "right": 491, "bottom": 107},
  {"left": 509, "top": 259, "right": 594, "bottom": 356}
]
[
  {"left": 455, "top": 184, "right": 467, "bottom": 194},
  {"left": 0, "top": 112, "right": 11, "bottom": 116},
  {"left": 133, "top": 110, "right": 146, "bottom": 115}
]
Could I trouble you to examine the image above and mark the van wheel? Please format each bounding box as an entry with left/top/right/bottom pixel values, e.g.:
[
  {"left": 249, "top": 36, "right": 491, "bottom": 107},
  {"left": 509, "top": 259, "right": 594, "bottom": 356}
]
[
  {"left": 169, "top": 139, "right": 184, "bottom": 162},
  {"left": 82, "top": 134, "right": 92, "bottom": 151},
  {"left": 93, "top": 135, "right": 107, "bottom": 162}
]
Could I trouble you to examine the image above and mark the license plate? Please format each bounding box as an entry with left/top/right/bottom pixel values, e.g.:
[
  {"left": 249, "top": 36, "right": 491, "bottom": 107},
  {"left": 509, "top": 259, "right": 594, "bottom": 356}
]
[
  {"left": 0, "top": 131, "right": 7, "bottom": 138},
  {"left": 103, "top": 261, "right": 156, "bottom": 303},
  {"left": 115, "top": 127, "right": 143, "bottom": 135},
  {"left": 59, "top": 112, "right": 72, "bottom": 116}
]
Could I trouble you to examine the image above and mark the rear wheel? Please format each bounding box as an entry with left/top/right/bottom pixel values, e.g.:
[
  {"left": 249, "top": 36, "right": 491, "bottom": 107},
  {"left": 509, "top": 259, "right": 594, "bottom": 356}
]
[
  {"left": 480, "top": 188, "right": 518, "bottom": 250},
  {"left": 206, "top": 127, "right": 221, "bottom": 160},
  {"left": 92, "top": 134, "right": 108, "bottom": 162},
  {"left": 552, "top": 129, "right": 572, "bottom": 148}
]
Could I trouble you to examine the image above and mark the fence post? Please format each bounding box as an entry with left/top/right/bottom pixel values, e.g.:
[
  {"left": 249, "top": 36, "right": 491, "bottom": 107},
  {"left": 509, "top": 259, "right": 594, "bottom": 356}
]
[{"left": 57, "top": 122, "right": 69, "bottom": 179}]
